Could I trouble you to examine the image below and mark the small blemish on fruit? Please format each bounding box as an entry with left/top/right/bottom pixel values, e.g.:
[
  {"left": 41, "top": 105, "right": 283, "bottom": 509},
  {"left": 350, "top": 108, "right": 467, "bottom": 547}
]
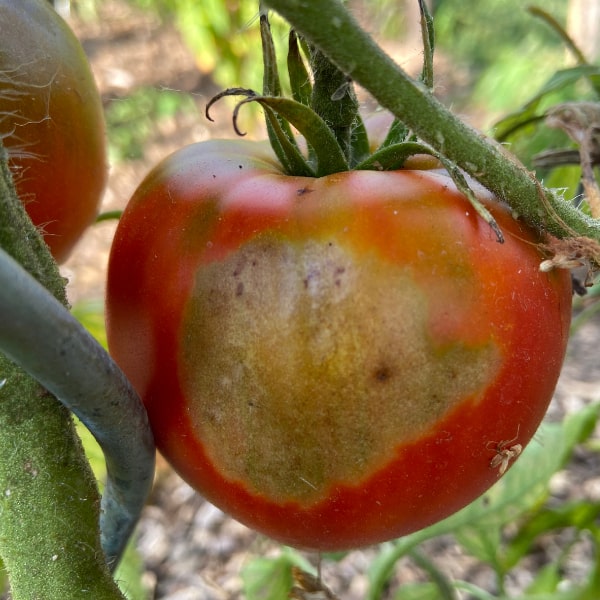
[
  {"left": 374, "top": 366, "right": 392, "bottom": 382},
  {"left": 296, "top": 187, "right": 313, "bottom": 196}
]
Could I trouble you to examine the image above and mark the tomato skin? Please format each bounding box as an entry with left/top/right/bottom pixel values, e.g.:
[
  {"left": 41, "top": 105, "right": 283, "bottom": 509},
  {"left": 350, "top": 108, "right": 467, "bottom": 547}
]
[
  {"left": 0, "top": 0, "right": 106, "bottom": 263},
  {"left": 106, "top": 139, "right": 571, "bottom": 550}
]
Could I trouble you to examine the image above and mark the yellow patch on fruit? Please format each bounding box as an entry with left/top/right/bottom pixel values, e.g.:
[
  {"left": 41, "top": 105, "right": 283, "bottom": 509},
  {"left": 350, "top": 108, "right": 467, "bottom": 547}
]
[{"left": 181, "top": 235, "right": 500, "bottom": 504}]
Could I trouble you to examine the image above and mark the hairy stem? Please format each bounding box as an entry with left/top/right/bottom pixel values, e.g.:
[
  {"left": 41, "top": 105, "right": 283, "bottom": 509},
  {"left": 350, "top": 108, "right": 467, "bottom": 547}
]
[{"left": 264, "top": 0, "right": 600, "bottom": 241}]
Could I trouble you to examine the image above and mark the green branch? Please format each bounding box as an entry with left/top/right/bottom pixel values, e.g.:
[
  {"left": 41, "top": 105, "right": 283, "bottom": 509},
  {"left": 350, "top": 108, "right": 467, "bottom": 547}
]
[
  {"left": 263, "top": 0, "right": 600, "bottom": 241},
  {"left": 0, "top": 366, "right": 124, "bottom": 599}
]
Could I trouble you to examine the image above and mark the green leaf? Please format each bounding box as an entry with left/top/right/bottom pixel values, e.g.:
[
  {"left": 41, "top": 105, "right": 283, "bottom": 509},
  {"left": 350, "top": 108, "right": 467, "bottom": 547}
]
[
  {"left": 241, "top": 549, "right": 311, "bottom": 600},
  {"left": 409, "top": 549, "right": 457, "bottom": 600},
  {"left": 379, "top": 118, "right": 411, "bottom": 149},
  {"left": 454, "top": 524, "right": 503, "bottom": 572},
  {"left": 260, "top": 9, "right": 283, "bottom": 97},
  {"left": 356, "top": 141, "right": 433, "bottom": 171},
  {"left": 260, "top": 10, "right": 302, "bottom": 171},
  {"left": 393, "top": 582, "right": 449, "bottom": 600},
  {"left": 526, "top": 560, "right": 563, "bottom": 594},
  {"left": 348, "top": 114, "right": 371, "bottom": 167},
  {"left": 261, "top": 103, "right": 315, "bottom": 176},
  {"left": 114, "top": 538, "right": 150, "bottom": 600},
  {"left": 495, "top": 65, "right": 600, "bottom": 141},
  {"left": 505, "top": 500, "right": 600, "bottom": 569},
  {"left": 287, "top": 30, "right": 312, "bottom": 106},
  {"left": 453, "top": 581, "right": 496, "bottom": 600},
  {"left": 254, "top": 96, "right": 349, "bottom": 176},
  {"left": 308, "top": 46, "right": 360, "bottom": 164}
]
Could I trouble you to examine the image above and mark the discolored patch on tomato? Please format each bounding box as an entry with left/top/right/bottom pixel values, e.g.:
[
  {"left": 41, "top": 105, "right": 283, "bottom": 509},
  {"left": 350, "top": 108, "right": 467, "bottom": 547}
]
[{"left": 180, "top": 235, "right": 502, "bottom": 505}]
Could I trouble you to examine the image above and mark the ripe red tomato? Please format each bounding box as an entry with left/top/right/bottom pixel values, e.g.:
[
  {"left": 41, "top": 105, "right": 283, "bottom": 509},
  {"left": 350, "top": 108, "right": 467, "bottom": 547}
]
[
  {"left": 0, "top": 0, "right": 106, "bottom": 263},
  {"left": 106, "top": 139, "right": 571, "bottom": 550}
]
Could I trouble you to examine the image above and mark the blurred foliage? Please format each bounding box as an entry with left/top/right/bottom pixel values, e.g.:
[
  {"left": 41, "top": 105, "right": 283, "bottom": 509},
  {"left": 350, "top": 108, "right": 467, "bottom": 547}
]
[
  {"left": 432, "top": 0, "right": 572, "bottom": 117},
  {"left": 105, "top": 86, "right": 197, "bottom": 162},
  {"left": 113, "top": 539, "right": 149, "bottom": 600},
  {"left": 126, "top": 0, "right": 288, "bottom": 91},
  {"left": 492, "top": 64, "right": 600, "bottom": 201},
  {"left": 71, "top": 299, "right": 108, "bottom": 348}
]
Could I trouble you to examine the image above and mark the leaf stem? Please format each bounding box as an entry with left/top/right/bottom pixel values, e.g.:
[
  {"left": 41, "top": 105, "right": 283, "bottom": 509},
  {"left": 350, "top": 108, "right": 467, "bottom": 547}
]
[{"left": 263, "top": 0, "right": 600, "bottom": 241}]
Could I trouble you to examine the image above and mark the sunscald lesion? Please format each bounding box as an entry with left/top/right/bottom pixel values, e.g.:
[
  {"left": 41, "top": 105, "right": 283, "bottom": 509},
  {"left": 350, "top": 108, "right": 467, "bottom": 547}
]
[{"left": 180, "top": 234, "right": 502, "bottom": 505}]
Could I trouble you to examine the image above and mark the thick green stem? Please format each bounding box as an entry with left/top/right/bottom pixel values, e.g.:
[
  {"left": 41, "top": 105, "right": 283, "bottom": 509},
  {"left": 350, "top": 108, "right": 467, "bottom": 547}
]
[
  {"left": 0, "top": 368, "right": 124, "bottom": 600},
  {"left": 264, "top": 0, "right": 600, "bottom": 241},
  {"left": 0, "top": 145, "right": 125, "bottom": 598}
]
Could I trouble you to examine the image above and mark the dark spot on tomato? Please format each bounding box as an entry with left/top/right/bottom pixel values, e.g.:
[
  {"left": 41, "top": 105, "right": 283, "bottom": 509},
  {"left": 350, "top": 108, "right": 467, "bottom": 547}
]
[
  {"left": 233, "top": 261, "right": 244, "bottom": 277},
  {"left": 296, "top": 187, "right": 313, "bottom": 196},
  {"left": 334, "top": 266, "right": 346, "bottom": 286},
  {"left": 374, "top": 366, "right": 392, "bottom": 382},
  {"left": 238, "top": 165, "right": 243, "bottom": 169},
  {"left": 303, "top": 269, "right": 319, "bottom": 289}
]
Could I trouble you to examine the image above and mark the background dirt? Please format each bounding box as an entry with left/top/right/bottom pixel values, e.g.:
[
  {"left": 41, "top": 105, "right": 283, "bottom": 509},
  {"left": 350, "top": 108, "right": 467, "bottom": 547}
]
[{"left": 53, "top": 2, "right": 600, "bottom": 598}]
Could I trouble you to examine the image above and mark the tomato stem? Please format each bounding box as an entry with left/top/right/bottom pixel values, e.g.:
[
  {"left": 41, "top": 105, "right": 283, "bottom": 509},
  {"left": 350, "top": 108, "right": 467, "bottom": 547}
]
[{"left": 263, "top": 0, "right": 600, "bottom": 243}]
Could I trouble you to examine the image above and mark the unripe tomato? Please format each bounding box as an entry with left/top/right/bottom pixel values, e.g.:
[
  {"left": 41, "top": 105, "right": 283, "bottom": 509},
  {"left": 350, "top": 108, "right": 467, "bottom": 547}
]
[
  {"left": 106, "top": 139, "right": 571, "bottom": 550},
  {"left": 0, "top": 0, "right": 106, "bottom": 262}
]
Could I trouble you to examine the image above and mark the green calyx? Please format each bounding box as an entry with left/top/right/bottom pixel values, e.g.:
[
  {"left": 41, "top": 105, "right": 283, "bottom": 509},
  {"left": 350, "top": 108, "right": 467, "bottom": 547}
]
[
  {"left": 204, "top": 3, "right": 504, "bottom": 241},
  {"left": 205, "top": 3, "right": 439, "bottom": 179}
]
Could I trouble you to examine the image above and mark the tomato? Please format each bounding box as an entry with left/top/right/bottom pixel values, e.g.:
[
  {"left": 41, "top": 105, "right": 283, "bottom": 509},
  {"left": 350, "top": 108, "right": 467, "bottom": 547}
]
[
  {"left": 106, "top": 138, "right": 571, "bottom": 550},
  {"left": 0, "top": 0, "right": 106, "bottom": 263}
]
